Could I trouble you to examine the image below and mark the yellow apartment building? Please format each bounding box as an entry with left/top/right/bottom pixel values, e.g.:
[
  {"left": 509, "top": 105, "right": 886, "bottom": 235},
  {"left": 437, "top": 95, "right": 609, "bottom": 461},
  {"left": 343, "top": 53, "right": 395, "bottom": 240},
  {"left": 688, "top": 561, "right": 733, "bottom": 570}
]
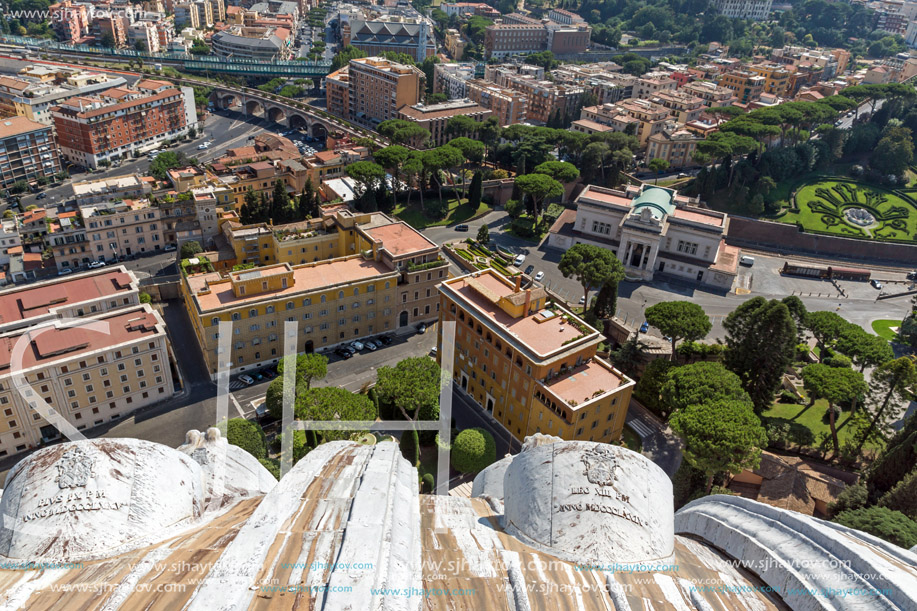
[
  {"left": 437, "top": 269, "right": 634, "bottom": 443},
  {"left": 185, "top": 212, "right": 446, "bottom": 377},
  {"left": 747, "top": 63, "right": 792, "bottom": 96}
]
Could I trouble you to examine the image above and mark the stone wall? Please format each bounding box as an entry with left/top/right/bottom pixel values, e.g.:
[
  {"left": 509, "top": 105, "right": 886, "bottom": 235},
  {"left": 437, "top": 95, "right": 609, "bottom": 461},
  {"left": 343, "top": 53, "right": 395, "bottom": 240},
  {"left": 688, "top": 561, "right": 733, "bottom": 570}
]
[{"left": 726, "top": 216, "right": 917, "bottom": 264}]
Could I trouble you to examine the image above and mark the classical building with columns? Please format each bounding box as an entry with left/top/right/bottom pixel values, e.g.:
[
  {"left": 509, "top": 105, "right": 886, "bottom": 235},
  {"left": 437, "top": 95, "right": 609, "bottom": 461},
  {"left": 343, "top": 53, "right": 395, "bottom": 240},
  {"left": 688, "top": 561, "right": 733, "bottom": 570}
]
[{"left": 548, "top": 184, "right": 740, "bottom": 290}]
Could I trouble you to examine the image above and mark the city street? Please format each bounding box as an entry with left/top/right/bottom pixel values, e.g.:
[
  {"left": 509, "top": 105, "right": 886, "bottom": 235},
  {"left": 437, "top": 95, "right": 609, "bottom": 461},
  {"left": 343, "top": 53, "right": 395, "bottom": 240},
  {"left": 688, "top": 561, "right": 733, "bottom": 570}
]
[{"left": 422, "top": 209, "right": 915, "bottom": 341}]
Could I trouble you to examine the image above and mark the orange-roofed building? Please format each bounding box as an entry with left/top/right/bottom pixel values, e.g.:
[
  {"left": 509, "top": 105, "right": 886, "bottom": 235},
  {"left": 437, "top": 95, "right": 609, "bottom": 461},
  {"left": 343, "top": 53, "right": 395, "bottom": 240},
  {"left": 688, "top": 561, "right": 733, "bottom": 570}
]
[
  {"left": 0, "top": 301, "right": 172, "bottom": 458},
  {"left": 437, "top": 268, "right": 634, "bottom": 443},
  {"left": 51, "top": 84, "right": 197, "bottom": 169},
  {"left": 183, "top": 210, "right": 446, "bottom": 378}
]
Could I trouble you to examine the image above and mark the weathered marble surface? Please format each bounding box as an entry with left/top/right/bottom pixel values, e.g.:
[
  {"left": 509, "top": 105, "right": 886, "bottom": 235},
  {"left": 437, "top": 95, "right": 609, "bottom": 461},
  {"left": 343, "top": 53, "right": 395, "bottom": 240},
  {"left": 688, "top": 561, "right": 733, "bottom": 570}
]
[
  {"left": 0, "top": 431, "right": 272, "bottom": 563},
  {"left": 502, "top": 441, "right": 675, "bottom": 564}
]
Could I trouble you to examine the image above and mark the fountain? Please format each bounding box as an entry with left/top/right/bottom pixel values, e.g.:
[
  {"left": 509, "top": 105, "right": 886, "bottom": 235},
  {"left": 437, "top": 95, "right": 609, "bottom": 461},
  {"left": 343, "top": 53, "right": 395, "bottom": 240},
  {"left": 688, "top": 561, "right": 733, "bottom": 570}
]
[{"left": 844, "top": 207, "right": 876, "bottom": 227}]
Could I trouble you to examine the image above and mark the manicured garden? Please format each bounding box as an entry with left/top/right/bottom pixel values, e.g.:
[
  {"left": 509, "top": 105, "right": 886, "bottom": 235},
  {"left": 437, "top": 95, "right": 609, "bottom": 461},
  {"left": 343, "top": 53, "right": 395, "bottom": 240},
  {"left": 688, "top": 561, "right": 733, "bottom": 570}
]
[
  {"left": 872, "top": 319, "right": 902, "bottom": 341},
  {"left": 763, "top": 397, "right": 882, "bottom": 452},
  {"left": 393, "top": 197, "right": 491, "bottom": 231},
  {"left": 776, "top": 178, "right": 917, "bottom": 242}
]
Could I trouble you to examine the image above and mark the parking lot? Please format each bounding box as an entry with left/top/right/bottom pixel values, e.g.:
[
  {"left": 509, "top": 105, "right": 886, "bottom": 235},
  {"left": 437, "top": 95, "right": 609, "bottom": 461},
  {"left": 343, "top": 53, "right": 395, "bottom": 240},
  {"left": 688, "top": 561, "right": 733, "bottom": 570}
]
[{"left": 227, "top": 326, "right": 437, "bottom": 411}]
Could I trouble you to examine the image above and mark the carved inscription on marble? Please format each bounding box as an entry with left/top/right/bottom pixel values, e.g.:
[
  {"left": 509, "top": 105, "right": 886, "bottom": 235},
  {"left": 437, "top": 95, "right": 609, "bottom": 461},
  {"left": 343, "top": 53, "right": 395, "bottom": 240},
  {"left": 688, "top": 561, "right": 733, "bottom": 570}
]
[
  {"left": 21, "top": 447, "right": 127, "bottom": 522},
  {"left": 555, "top": 447, "right": 646, "bottom": 527}
]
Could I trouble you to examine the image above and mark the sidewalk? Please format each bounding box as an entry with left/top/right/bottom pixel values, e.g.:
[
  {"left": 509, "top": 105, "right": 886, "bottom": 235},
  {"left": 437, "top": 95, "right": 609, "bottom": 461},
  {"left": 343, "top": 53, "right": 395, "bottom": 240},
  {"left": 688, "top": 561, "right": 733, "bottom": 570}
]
[{"left": 626, "top": 398, "right": 683, "bottom": 476}]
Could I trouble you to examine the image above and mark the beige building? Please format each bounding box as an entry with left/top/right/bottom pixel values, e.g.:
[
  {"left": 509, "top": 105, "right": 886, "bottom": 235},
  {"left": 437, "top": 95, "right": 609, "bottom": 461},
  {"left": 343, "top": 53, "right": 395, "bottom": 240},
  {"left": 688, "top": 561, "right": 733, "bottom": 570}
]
[
  {"left": 682, "top": 81, "right": 738, "bottom": 108},
  {"left": 71, "top": 174, "right": 153, "bottom": 204},
  {"left": 184, "top": 212, "right": 446, "bottom": 377},
  {"left": 581, "top": 100, "right": 670, "bottom": 146},
  {"left": 646, "top": 125, "right": 703, "bottom": 168},
  {"left": 396, "top": 99, "right": 491, "bottom": 147},
  {"left": 0, "top": 267, "right": 173, "bottom": 457},
  {"left": 444, "top": 28, "right": 466, "bottom": 59},
  {"left": 465, "top": 79, "right": 527, "bottom": 126},
  {"left": 82, "top": 199, "right": 164, "bottom": 261}
]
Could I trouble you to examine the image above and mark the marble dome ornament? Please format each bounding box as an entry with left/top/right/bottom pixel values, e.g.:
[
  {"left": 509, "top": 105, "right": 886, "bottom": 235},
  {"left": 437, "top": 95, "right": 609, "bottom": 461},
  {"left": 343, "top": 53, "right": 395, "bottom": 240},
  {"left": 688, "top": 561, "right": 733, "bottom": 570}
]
[{"left": 501, "top": 441, "right": 675, "bottom": 564}]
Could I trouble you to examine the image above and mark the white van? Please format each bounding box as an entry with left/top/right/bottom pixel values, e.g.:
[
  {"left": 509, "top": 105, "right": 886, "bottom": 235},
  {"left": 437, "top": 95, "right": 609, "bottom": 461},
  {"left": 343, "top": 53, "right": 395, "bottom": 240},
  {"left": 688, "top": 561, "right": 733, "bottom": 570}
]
[{"left": 739, "top": 255, "right": 755, "bottom": 266}]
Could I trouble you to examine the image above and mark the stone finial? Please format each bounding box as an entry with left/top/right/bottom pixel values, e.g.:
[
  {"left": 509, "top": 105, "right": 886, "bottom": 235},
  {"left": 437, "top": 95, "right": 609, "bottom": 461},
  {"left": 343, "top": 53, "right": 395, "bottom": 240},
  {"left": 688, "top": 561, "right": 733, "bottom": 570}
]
[{"left": 521, "top": 433, "right": 563, "bottom": 452}]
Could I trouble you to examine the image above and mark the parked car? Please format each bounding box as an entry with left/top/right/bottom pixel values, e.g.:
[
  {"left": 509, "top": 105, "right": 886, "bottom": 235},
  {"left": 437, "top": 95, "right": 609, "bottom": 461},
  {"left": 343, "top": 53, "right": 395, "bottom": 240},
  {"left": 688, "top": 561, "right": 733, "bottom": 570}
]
[
  {"left": 524, "top": 265, "right": 535, "bottom": 275},
  {"left": 57, "top": 268, "right": 73, "bottom": 276},
  {"left": 908, "top": 271, "right": 917, "bottom": 281},
  {"left": 36, "top": 192, "right": 47, "bottom": 200},
  {"left": 380, "top": 335, "right": 394, "bottom": 345},
  {"left": 430, "top": 346, "right": 438, "bottom": 356},
  {"left": 350, "top": 341, "right": 364, "bottom": 351},
  {"left": 513, "top": 254, "right": 525, "bottom": 267},
  {"left": 417, "top": 322, "right": 427, "bottom": 334},
  {"left": 534, "top": 271, "right": 545, "bottom": 282},
  {"left": 253, "top": 372, "right": 264, "bottom": 381},
  {"left": 341, "top": 345, "right": 356, "bottom": 355},
  {"left": 239, "top": 374, "right": 255, "bottom": 385},
  {"left": 639, "top": 321, "right": 649, "bottom": 333},
  {"left": 88, "top": 260, "right": 106, "bottom": 269},
  {"left": 365, "top": 342, "right": 377, "bottom": 351},
  {"left": 164, "top": 244, "right": 177, "bottom": 252},
  {"left": 454, "top": 224, "right": 469, "bottom": 232},
  {"left": 871, "top": 279, "right": 883, "bottom": 290},
  {"left": 335, "top": 348, "right": 352, "bottom": 359},
  {"left": 262, "top": 369, "right": 275, "bottom": 379}
]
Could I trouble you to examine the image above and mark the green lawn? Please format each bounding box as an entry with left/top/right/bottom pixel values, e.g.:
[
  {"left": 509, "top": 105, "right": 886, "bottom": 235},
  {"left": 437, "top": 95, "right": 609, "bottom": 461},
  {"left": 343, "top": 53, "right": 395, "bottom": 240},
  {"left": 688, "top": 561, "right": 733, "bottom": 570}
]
[
  {"left": 763, "top": 399, "right": 881, "bottom": 451},
  {"left": 872, "top": 319, "right": 902, "bottom": 341},
  {"left": 393, "top": 197, "right": 491, "bottom": 231},
  {"left": 776, "top": 179, "right": 917, "bottom": 242}
]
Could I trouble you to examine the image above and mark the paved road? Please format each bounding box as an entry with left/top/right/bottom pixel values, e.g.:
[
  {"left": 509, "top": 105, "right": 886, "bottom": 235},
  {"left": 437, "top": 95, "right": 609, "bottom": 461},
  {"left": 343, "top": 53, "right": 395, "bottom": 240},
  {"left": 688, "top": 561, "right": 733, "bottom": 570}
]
[
  {"left": 625, "top": 400, "right": 682, "bottom": 476},
  {"left": 422, "top": 209, "right": 914, "bottom": 341}
]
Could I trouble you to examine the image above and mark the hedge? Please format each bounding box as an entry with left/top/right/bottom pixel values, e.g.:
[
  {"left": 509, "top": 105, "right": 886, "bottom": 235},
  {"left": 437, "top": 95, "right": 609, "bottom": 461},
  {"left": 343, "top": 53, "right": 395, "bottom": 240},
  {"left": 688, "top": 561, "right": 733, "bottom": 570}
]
[
  {"left": 227, "top": 418, "right": 266, "bottom": 460},
  {"left": 450, "top": 428, "right": 496, "bottom": 474}
]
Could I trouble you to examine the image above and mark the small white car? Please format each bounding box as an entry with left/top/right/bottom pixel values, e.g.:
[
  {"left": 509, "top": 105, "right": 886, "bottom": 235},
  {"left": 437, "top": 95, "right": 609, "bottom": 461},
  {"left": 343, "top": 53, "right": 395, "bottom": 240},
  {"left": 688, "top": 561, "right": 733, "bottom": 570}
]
[
  {"left": 350, "top": 341, "right": 364, "bottom": 351},
  {"left": 57, "top": 268, "right": 73, "bottom": 276},
  {"left": 88, "top": 260, "right": 106, "bottom": 268},
  {"left": 534, "top": 271, "right": 545, "bottom": 282},
  {"left": 164, "top": 244, "right": 177, "bottom": 252},
  {"left": 513, "top": 254, "right": 525, "bottom": 267},
  {"left": 239, "top": 374, "right": 255, "bottom": 386}
]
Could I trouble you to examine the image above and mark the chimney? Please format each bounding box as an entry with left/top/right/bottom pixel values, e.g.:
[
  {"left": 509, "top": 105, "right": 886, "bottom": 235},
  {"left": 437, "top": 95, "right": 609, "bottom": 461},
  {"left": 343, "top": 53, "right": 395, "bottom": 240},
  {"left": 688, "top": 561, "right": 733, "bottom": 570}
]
[
  {"left": 524, "top": 288, "right": 532, "bottom": 313},
  {"left": 514, "top": 274, "right": 521, "bottom": 292}
]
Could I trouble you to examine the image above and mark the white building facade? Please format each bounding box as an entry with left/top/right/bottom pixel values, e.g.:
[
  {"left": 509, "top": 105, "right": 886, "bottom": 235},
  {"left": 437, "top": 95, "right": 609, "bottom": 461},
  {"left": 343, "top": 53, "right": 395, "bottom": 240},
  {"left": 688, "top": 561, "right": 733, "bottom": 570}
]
[{"left": 548, "top": 184, "right": 740, "bottom": 290}]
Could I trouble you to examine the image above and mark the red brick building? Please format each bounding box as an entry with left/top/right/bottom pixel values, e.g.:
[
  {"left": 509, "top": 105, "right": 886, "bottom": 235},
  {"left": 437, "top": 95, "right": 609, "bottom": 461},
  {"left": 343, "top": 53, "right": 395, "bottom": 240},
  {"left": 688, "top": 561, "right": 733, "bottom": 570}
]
[{"left": 52, "top": 80, "right": 196, "bottom": 169}]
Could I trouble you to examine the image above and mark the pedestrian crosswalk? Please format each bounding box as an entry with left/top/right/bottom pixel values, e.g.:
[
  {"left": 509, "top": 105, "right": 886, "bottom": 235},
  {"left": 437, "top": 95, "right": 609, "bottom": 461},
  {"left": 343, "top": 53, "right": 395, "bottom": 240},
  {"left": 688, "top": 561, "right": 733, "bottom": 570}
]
[
  {"left": 627, "top": 418, "right": 653, "bottom": 440},
  {"left": 228, "top": 380, "right": 248, "bottom": 391}
]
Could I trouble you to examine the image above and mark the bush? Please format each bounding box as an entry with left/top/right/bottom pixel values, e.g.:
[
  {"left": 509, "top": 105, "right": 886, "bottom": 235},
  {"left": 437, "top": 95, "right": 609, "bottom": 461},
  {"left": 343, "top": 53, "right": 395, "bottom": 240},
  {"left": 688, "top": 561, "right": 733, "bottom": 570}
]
[
  {"left": 226, "top": 417, "right": 266, "bottom": 460},
  {"left": 511, "top": 217, "right": 536, "bottom": 237},
  {"left": 259, "top": 457, "right": 280, "bottom": 480},
  {"left": 451, "top": 428, "right": 496, "bottom": 474},
  {"left": 421, "top": 472, "right": 435, "bottom": 493},
  {"left": 180, "top": 240, "right": 203, "bottom": 259},
  {"left": 400, "top": 429, "right": 419, "bottom": 467},
  {"left": 139, "top": 292, "right": 152, "bottom": 304},
  {"left": 829, "top": 481, "right": 868, "bottom": 516},
  {"left": 834, "top": 506, "right": 917, "bottom": 549},
  {"left": 778, "top": 389, "right": 799, "bottom": 404},
  {"left": 824, "top": 353, "right": 852, "bottom": 368},
  {"left": 671, "top": 461, "right": 707, "bottom": 509}
]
